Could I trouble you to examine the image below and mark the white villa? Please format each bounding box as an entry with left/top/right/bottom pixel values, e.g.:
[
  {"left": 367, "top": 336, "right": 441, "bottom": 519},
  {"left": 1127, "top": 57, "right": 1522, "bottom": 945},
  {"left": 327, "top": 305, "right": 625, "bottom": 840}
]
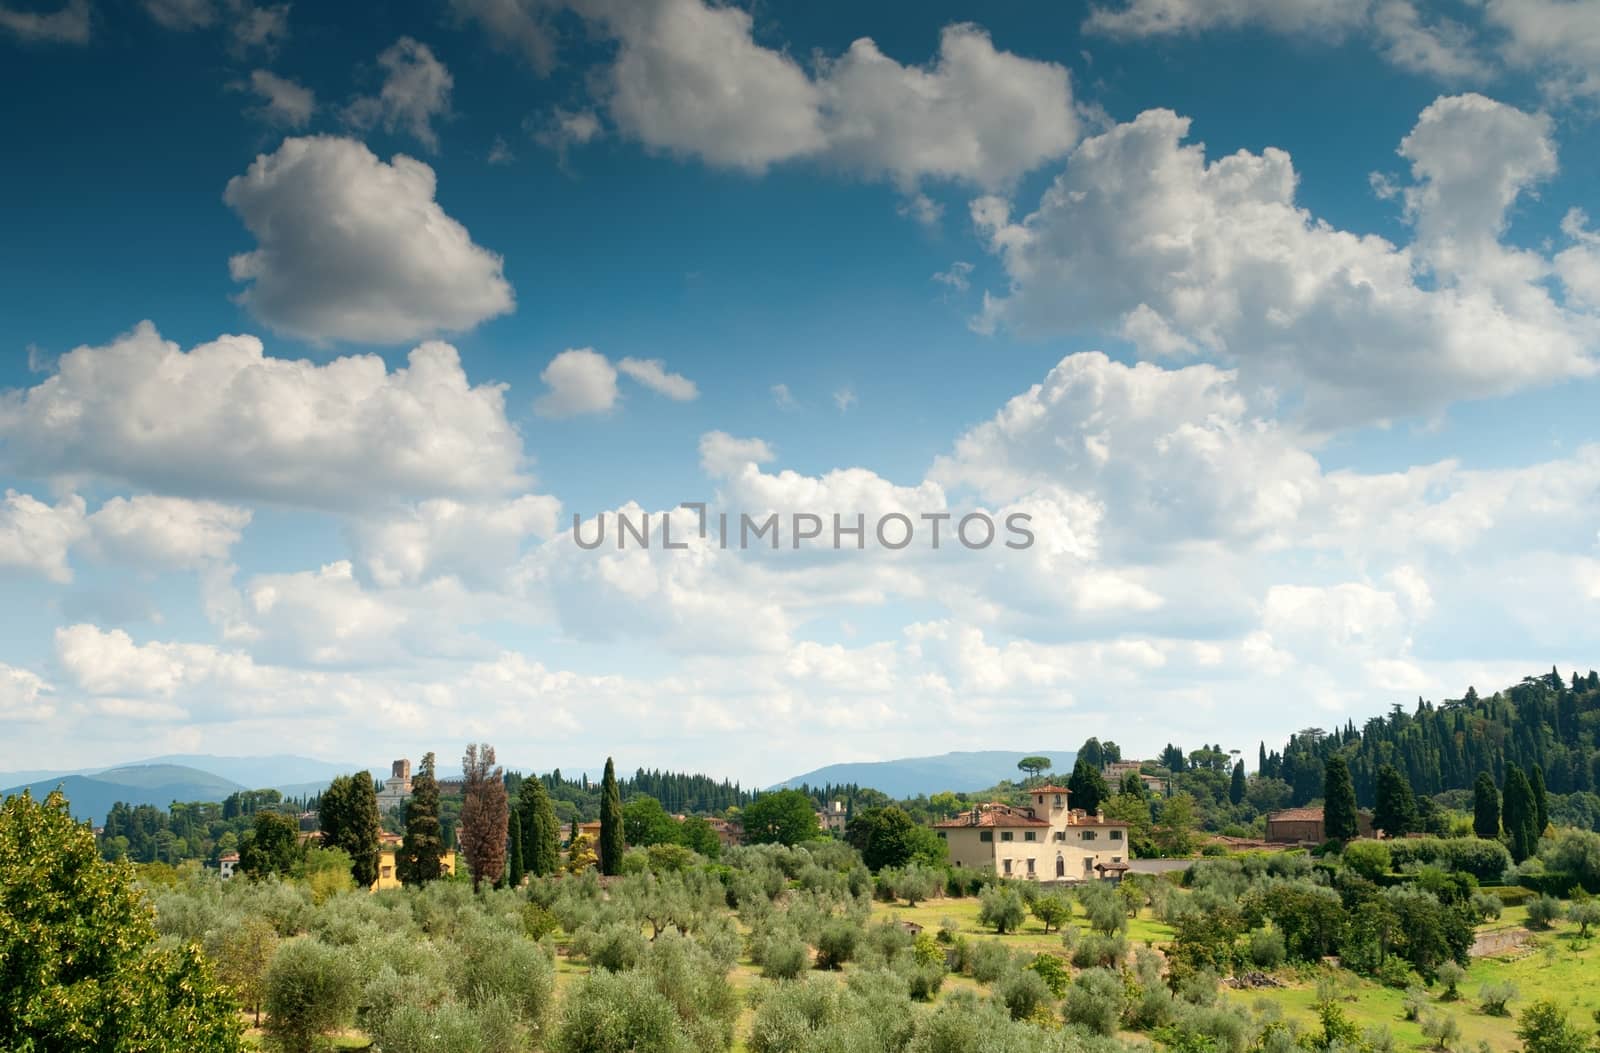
[{"left": 932, "top": 785, "right": 1130, "bottom": 881}]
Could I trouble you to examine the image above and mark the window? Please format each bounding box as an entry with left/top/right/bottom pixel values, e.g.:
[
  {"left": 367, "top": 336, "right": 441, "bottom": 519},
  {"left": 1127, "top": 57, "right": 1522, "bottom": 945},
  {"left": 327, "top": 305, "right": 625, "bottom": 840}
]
[
  {"left": 980, "top": 831, "right": 993, "bottom": 843},
  {"left": 1109, "top": 829, "right": 1123, "bottom": 841},
  {"left": 1024, "top": 831, "right": 1036, "bottom": 842},
  {"left": 1080, "top": 830, "right": 1097, "bottom": 841},
  {"left": 1001, "top": 831, "right": 1013, "bottom": 842},
  {"left": 1112, "top": 856, "right": 1122, "bottom": 863},
  {"left": 1026, "top": 858, "right": 1035, "bottom": 875},
  {"left": 1003, "top": 859, "right": 1012, "bottom": 875},
  {"left": 1054, "top": 794, "right": 1063, "bottom": 806},
  {"left": 1053, "top": 831, "right": 1065, "bottom": 842}
]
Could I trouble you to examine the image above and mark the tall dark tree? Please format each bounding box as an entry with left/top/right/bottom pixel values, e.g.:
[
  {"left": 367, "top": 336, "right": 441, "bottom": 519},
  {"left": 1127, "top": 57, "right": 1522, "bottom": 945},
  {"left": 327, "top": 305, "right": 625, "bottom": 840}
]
[
  {"left": 317, "top": 771, "right": 382, "bottom": 887},
  {"left": 845, "top": 806, "right": 919, "bottom": 871},
  {"left": 507, "top": 811, "right": 524, "bottom": 888},
  {"left": 398, "top": 752, "right": 445, "bottom": 886},
  {"left": 598, "top": 757, "right": 624, "bottom": 876},
  {"left": 1472, "top": 772, "right": 1500, "bottom": 841},
  {"left": 519, "top": 775, "right": 560, "bottom": 877},
  {"left": 1529, "top": 764, "right": 1549, "bottom": 837},
  {"left": 1078, "top": 738, "right": 1106, "bottom": 770},
  {"left": 1322, "top": 756, "right": 1359, "bottom": 842},
  {"left": 1372, "top": 764, "right": 1417, "bottom": 838},
  {"left": 1229, "top": 760, "right": 1246, "bottom": 806},
  {"left": 1119, "top": 770, "right": 1149, "bottom": 801},
  {"left": 460, "top": 743, "right": 509, "bottom": 891},
  {"left": 1258, "top": 741, "right": 1268, "bottom": 775},
  {"left": 1502, "top": 763, "right": 1538, "bottom": 863},
  {"left": 1066, "top": 756, "right": 1110, "bottom": 815}
]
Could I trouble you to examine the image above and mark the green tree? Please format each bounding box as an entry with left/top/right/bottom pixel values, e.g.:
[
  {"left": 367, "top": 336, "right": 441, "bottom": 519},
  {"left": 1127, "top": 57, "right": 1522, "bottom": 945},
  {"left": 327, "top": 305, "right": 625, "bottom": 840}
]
[
  {"left": 239, "top": 810, "right": 302, "bottom": 878},
  {"left": 1031, "top": 893, "right": 1071, "bottom": 934},
  {"left": 0, "top": 790, "right": 244, "bottom": 1052},
  {"left": 1529, "top": 764, "right": 1549, "bottom": 838},
  {"left": 1229, "top": 760, "right": 1246, "bottom": 806},
  {"left": 622, "top": 795, "right": 682, "bottom": 849},
  {"left": 508, "top": 810, "right": 524, "bottom": 887},
  {"left": 1066, "top": 756, "right": 1110, "bottom": 815},
  {"left": 1373, "top": 763, "right": 1418, "bottom": 838},
  {"left": 1515, "top": 1000, "right": 1590, "bottom": 1053},
  {"left": 460, "top": 742, "right": 509, "bottom": 891},
  {"left": 678, "top": 815, "right": 721, "bottom": 860},
  {"left": 262, "top": 938, "right": 360, "bottom": 1053},
  {"left": 1502, "top": 763, "right": 1538, "bottom": 863},
  {"left": 1017, "top": 756, "right": 1053, "bottom": 784},
  {"left": 316, "top": 770, "right": 382, "bottom": 887},
  {"left": 978, "top": 885, "right": 1027, "bottom": 934},
  {"left": 1323, "top": 756, "right": 1360, "bottom": 843},
  {"left": 1104, "top": 792, "right": 1154, "bottom": 857},
  {"left": 599, "top": 757, "right": 625, "bottom": 876},
  {"left": 742, "top": 789, "right": 822, "bottom": 846},
  {"left": 205, "top": 915, "right": 278, "bottom": 1026},
  {"left": 1472, "top": 772, "right": 1500, "bottom": 841},
  {"left": 1154, "top": 792, "right": 1198, "bottom": 856},
  {"left": 398, "top": 751, "right": 445, "bottom": 886},
  {"left": 844, "top": 805, "right": 919, "bottom": 871},
  {"left": 519, "top": 774, "right": 561, "bottom": 877}
]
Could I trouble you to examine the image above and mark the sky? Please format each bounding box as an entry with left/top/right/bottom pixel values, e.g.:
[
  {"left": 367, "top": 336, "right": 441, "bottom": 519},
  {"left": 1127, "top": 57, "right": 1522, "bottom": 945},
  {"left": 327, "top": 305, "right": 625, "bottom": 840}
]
[{"left": 1, "top": 0, "right": 1598, "bottom": 785}]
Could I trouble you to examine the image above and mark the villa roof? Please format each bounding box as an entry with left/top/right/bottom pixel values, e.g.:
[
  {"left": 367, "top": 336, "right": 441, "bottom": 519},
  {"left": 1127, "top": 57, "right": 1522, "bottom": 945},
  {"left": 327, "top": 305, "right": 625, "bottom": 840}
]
[
  {"left": 932, "top": 805, "right": 1049, "bottom": 829},
  {"left": 1267, "top": 807, "right": 1324, "bottom": 823},
  {"left": 1029, "top": 785, "right": 1071, "bottom": 795}
]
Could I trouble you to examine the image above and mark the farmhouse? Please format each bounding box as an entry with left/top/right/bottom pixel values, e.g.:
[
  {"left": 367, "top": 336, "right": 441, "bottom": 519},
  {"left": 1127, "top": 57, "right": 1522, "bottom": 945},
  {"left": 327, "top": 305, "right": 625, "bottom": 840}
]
[
  {"left": 931, "top": 785, "right": 1130, "bottom": 881},
  {"left": 1265, "top": 805, "right": 1374, "bottom": 844}
]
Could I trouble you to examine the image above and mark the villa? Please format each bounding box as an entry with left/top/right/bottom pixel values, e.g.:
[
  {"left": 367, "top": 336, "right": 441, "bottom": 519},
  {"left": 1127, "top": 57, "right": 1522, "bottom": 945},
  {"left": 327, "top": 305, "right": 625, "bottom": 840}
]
[{"left": 932, "top": 785, "right": 1130, "bottom": 881}]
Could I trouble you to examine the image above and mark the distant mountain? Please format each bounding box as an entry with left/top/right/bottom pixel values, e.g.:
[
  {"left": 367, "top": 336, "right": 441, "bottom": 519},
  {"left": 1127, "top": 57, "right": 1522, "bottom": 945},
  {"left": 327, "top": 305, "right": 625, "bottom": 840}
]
[
  {"left": 2, "top": 765, "right": 249, "bottom": 826},
  {"left": 773, "top": 749, "right": 1080, "bottom": 799},
  {"left": 135, "top": 754, "right": 359, "bottom": 792}
]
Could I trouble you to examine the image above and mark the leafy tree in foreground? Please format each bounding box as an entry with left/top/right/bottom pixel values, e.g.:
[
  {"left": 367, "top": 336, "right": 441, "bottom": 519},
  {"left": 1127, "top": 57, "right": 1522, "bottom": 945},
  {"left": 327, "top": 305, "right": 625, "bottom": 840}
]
[
  {"left": 599, "top": 757, "right": 625, "bottom": 876},
  {"left": 742, "top": 789, "right": 822, "bottom": 846},
  {"left": 0, "top": 790, "right": 244, "bottom": 1052},
  {"left": 844, "top": 805, "right": 921, "bottom": 871},
  {"left": 317, "top": 769, "right": 382, "bottom": 887},
  {"left": 262, "top": 937, "right": 360, "bottom": 1053},
  {"left": 398, "top": 751, "right": 445, "bottom": 886},
  {"left": 1323, "top": 756, "right": 1360, "bottom": 843},
  {"left": 1472, "top": 771, "right": 1499, "bottom": 841},
  {"left": 460, "top": 742, "right": 509, "bottom": 890}
]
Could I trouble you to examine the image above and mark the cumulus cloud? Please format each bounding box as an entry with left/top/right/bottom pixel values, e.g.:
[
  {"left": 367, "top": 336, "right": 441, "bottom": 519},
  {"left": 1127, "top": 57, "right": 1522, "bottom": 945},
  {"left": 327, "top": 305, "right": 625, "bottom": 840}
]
[
  {"left": 0, "top": 322, "right": 527, "bottom": 510},
  {"left": 698, "top": 431, "right": 775, "bottom": 478},
  {"left": 224, "top": 136, "right": 513, "bottom": 344},
  {"left": 1084, "top": 0, "right": 1372, "bottom": 37},
  {"left": 351, "top": 495, "right": 561, "bottom": 587},
  {"left": 0, "top": 491, "right": 87, "bottom": 583},
  {"left": 0, "top": 663, "right": 51, "bottom": 722},
  {"left": 344, "top": 37, "right": 453, "bottom": 151},
  {"left": 86, "top": 497, "right": 251, "bottom": 569},
  {"left": 0, "top": 0, "right": 88, "bottom": 42},
  {"left": 533, "top": 348, "right": 698, "bottom": 417},
  {"left": 972, "top": 99, "right": 1596, "bottom": 426},
  {"left": 242, "top": 69, "right": 314, "bottom": 128},
  {"left": 447, "top": 0, "right": 556, "bottom": 74}
]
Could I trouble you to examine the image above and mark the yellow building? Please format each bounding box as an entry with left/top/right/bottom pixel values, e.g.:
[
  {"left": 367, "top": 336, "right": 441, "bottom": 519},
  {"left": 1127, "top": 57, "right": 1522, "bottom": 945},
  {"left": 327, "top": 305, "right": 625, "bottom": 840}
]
[
  {"left": 369, "top": 833, "right": 457, "bottom": 890},
  {"left": 931, "top": 786, "right": 1130, "bottom": 882}
]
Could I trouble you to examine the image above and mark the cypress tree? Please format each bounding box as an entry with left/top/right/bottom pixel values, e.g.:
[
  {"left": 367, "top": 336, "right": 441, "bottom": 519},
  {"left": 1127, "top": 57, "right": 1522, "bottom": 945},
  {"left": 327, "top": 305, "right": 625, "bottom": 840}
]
[
  {"left": 1472, "top": 771, "right": 1499, "bottom": 840},
  {"left": 1323, "top": 756, "right": 1359, "bottom": 842},
  {"left": 1502, "top": 763, "right": 1537, "bottom": 863},
  {"left": 1372, "top": 763, "right": 1417, "bottom": 837},
  {"left": 1066, "top": 757, "right": 1110, "bottom": 815},
  {"left": 519, "top": 776, "right": 561, "bottom": 877},
  {"left": 1258, "top": 742, "right": 1268, "bottom": 776},
  {"left": 1529, "top": 764, "right": 1549, "bottom": 837},
  {"left": 1229, "top": 760, "right": 1246, "bottom": 806},
  {"left": 599, "top": 757, "right": 624, "bottom": 876},
  {"left": 398, "top": 752, "right": 444, "bottom": 886},
  {"left": 507, "top": 811, "right": 524, "bottom": 888}
]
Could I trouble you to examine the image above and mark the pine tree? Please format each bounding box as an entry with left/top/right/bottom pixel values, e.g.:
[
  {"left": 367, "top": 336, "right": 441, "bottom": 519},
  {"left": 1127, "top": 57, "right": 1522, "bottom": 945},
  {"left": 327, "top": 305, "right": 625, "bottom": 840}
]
[
  {"left": 1372, "top": 764, "right": 1417, "bottom": 837},
  {"left": 398, "top": 752, "right": 444, "bottom": 886},
  {"left": 318, "top": 771, "right": 382, "bottom": 887},
  {"left": 1502, "top": 763, "right": 1537, "bottom": 863},
  {"left": 507, "top": 810, "right": 524, "bottom": 888},
  {"left": 519, "top": 776, "right": 560, "bottom": 877},
  {"left": 1472, "top": 771, "right": 1499, "bottom": 840},
  {"left": 1229, "top": 760, "right": 1246, "bottom": 806},
  {"left": 460, "top": 743, "right": 509, "bottom": 891},
  {"left": 1529, "top": 764, "right": 1549, "bottom": 837},
  {"left": 599, "top": 757, "right": 624, "bottom": 876},
  {"left": 1258, "top": 742, "right": 1268, "bottom": 776},
  {"left": 1323, "top": 756, "right": 1359, "bottom": 842}
]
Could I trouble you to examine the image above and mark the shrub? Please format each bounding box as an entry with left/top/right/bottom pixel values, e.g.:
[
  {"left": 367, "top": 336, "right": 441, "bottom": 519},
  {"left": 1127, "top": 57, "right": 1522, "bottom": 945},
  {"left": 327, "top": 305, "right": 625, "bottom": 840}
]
[
  {"left": 1526, "top": 895, "right": 1562, "bottom": 930},
  {"left": 522, "top": 902, "right": 559, "bottom": 941},
  {"left": 262, "top": 938, "right": 361, "bottom": 1053},
  {"left": 761, "top": 933, "right": 810, "bottom": 980},
  {"left": 1375, "top": 956, "right": 1418, "bottom": 990},
  {"left": 814, "top": 919, "right": 860, "bottom": 970},
  {"left": 1342, "top": 841, "right": 1392, "bottom": 880},
  {"left": 1515, "top": 999, "right": 1591, "bottom": 1053},
  {"left": 1063, "top": 967, "right": 1127, "bottom": 1036},
  {"left": 455, "top": 923, "right": 555, "bottom": 1029},
  {"left": 1479, "top": 981, "right": 1518, "bottom": 1017},
  {"left": 550, "top": 969, "right": 690, "bottom": 1053},
  {"left": 747, "top": 977, "right": 840, "bottom": 1053},
  {"left": 1402, "top": 986, "right": 1428, "bottom": 1022},
  {"left": 994, "top": 967, "right": 1051, "bottom": 1021},
  {"left": 580, "top": 921, "right": 647, "bottom": 972},
  {"left": 969, "top": 940, "right": 1012, "bottom": 984},
  {"left": 370, "top": 998, "right": 524, "bottom": 1053},
  {"left": 977, "top": 886, "right": 1026, "bottom": 934},
  {"left": 1247, "top": 928, "right": 1286, "bottom": 969}
]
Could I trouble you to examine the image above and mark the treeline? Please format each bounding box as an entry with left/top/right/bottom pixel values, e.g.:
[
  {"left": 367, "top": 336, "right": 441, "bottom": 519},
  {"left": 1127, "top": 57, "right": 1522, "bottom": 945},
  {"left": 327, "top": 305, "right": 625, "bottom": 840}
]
[
  {"left": 501, "top": 765, "right": 749, "bottom": 825},
  {"left": 1263, "top": 667, "right": 1600, "bottom": 811},
  {"left": 100, "top": 789, "right": 316, "bottom": 865}
]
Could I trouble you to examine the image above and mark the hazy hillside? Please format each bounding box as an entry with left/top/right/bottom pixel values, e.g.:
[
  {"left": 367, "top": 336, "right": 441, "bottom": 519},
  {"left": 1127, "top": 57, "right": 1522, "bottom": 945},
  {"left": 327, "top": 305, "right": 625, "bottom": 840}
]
[
  {"left": 2, "top": 765, "right": 248, "bottom": 825},
  {"left": 774, "top": 749, "right": 1079, "bottom": 798}
]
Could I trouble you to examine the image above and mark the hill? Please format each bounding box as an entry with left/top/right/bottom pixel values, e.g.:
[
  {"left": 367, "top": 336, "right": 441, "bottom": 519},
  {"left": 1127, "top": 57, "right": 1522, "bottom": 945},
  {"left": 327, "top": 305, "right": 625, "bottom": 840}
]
[
  {"left": 2, "top": 765, "right": 248, "bottom": 826},
  {"left": 774, "top": 749, "right": 1079, "bottom": 798}
]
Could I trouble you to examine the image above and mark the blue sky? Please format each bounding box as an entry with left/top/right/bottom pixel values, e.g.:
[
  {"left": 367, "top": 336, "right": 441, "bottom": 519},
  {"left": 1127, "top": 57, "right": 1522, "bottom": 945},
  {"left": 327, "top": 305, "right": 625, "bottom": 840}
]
[{"left": 1, "top": 0, "right": 1598, "bottom": 783}]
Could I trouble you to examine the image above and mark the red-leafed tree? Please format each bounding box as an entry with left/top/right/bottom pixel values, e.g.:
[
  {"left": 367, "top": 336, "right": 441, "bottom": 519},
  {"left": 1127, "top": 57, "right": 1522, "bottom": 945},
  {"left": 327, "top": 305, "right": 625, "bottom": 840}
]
[{"left": 459, "top": 743, "right": 508, "bottom": 891}]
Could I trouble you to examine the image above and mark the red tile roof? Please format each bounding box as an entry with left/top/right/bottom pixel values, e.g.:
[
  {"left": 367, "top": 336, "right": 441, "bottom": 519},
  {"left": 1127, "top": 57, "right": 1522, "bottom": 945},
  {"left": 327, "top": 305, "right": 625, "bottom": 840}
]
[
  {"left": 1267, "top": 807, "right": 1324, "bottom": 822},
  {"left": 1029, "top": 785, "right": 1072, "bottom": 795},
  {"left": 932, "top": 805, "right": 1049, "bottom": 828}
]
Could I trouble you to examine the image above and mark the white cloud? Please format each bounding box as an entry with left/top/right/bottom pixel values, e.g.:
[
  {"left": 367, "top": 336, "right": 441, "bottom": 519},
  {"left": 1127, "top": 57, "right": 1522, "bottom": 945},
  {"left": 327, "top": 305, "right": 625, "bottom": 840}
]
[
  {"left": 1372, "top": 1, "right": 1484, "bottom": 79},
  {"left": 534, "top": 348, "right": 617, "bottom": 418},
  {"left": 972, "top": 100, "right": 1596, "bottom": 426},
  {"left": 0, "top": 322, "right": 527, "bottom": 510},
  {"left": 0, "top": 663, "right": 51, "bottom": 722},
  {"left": 1084, "top": 0, "right": 1371, "bottom": 38},
  {"left": 698, "top": 431, "right": 774, "bottom": 478},
  {"left": 447, "top": 0, "right": 556, "bottom": 74},
  {"left": 531, "top": 108, "right": 603, "bottom": 166},
  {"left": 771, "top": 384, "right": 797, "bottom": 410},
  {"left": 344, "top": 37, "right": 453, "bottom": 152},
  {"left": 1484, "top": 0, "right": 1600, "bottom": 99},
  {"left": 0, "top": 0, "right": 88, "bottom": 42},
  {"left": 833, "top": 387, "right": 857, "bottom": 412},
  {"left": 224, "top": 136, "right": 514, "bottom": 344},
  {"left": 0, "top": 491, "right": 87, "bottom": 583},
  {"left": 487, "top": 136, "right": 514, "bottom": 165},
  {"left": 352, "top": 495, "right": 561, "bottom": 587},
  {"left": 617, "top": 357, "right": 698, "bottom": 401},
  {"left": 243, "top": 69, "right": 314, "bottom": 128},
  {"left": 142, "top": 0, "right": 289, "bottom": 54},
  {"left": 932, "top": 261, "right": 974, "bottom": 292},
  {"left": 1556, "top": 209, "right": 1600, "bottom": 310},
  {"left": 86, "top": 497, "right": 251, "bottom": 569}
]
